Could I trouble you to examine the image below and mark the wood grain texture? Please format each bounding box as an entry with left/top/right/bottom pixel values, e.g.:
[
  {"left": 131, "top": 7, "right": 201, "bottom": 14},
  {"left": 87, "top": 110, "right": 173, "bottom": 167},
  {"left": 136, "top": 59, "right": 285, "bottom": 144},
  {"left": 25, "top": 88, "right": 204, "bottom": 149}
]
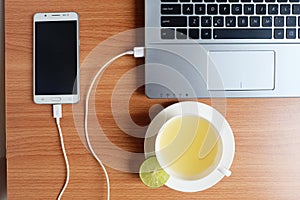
[{"left": 5, "top": 0, "right": 300, "bottom": 199}]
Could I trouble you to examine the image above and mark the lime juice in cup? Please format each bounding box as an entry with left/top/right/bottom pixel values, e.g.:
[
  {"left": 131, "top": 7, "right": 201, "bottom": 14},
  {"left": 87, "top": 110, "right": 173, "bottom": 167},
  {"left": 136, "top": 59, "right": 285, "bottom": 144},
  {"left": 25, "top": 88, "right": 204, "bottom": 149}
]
[{"left": 155, "top": 115, "right": 222, "bottom": 180}]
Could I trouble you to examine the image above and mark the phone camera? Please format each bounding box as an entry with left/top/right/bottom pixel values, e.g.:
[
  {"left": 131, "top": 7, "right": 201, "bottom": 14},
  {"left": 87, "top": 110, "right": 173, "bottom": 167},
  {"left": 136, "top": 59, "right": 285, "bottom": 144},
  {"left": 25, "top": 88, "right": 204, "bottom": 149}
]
[{"left": 44, "top": 14, "right": 47, "bottom": 17}]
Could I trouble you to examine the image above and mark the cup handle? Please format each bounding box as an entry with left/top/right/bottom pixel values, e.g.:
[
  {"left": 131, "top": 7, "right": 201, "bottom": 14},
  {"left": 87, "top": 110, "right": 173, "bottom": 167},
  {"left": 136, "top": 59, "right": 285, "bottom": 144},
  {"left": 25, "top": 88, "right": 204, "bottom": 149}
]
[{"left": 218, "top": 166, "right": 232, "bottom": 177}]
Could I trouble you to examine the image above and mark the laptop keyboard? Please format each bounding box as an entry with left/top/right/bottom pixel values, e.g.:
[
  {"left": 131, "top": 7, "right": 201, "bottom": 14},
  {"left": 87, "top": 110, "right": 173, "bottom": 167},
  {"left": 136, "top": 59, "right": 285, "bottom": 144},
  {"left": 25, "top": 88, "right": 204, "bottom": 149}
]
[{"left": 160, "top": 0, "right": 300, "bottom": 40}]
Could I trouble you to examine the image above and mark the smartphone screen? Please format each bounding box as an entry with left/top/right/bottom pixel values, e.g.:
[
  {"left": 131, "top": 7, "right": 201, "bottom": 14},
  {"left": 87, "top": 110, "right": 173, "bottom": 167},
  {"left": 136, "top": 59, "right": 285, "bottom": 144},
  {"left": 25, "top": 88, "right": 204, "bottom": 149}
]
[{"left": 33, "top": 12, "right": 79, "bottom": 104}]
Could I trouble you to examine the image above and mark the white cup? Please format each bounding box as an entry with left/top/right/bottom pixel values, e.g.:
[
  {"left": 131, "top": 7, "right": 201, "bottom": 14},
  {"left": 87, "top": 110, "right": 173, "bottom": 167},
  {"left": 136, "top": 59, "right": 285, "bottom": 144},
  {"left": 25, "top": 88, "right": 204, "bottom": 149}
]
[{"left": 155, "top": 114, "right": 233, "bottom": 188}]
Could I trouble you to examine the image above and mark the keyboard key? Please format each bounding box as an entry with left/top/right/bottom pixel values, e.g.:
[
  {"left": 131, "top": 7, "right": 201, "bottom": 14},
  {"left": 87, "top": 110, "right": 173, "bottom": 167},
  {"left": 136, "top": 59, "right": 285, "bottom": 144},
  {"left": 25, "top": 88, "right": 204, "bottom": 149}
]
[
  {"left": 241, "top": 0, "right": 251, "bottom": 2},
  {"left": 238, "top": 16, "right": 248, "bottom": 27},
  {"left": 250, "top": 16, "right": 260, "bottom": 27},
  {"left": 207, "top": 4, "right": 218, "bottom": 15},
  {"left": 262, "top": 16, "right": 272, "bottom": 27},
  {"left": 217, "top": 0, "right": 227, "bottom": 2},
  {"left": 201, "top": 29, "right": 212, "bottom": 39},
  {"left": 265, "top": 0, "right": 275, "bottom": 2},
  {"left": 256, "top": 4, "right": 266, "bottom": 15},
  {"left": 189, "top": 29, "right": 200, "bottom": 39},
  {"left": 274, "top": 29, "right": 284, "bottom": 39},
  {"left": 268, "top": 4, "right": 278, "bottom": 15},
  {"left": 244, "top": 4, "right": 254, "bottom": 15},
  {"left": 161, "top": 0, "right": 178, "bottom": 2},
  {"left": 280, "top": 4, "right": 290, "bottom": 14},
  {"left": 201, "top": 16, "right": 212, "bottom": 27},
  {"left": 226, "top": 17, "right": 236, "bottom": 27},
  {"left": 290, "top": 0, "right": 300, "bottom": 2},
  {"left": 192, "top": 0, "right": 203, "bottom": 2},
  {"left": 204, "top": 0, "right": 215, "bottom": 2},
  {"left": 180, "top": 0, "right": 190, "bottom": 2},
  {"left": 287, "top": 16, "right": 296, "bottom": 27},
  {"left": 195, "top": 4, "right": 205, "bottom": 15},
  {"left": 189, "top": 16, "right": 200, "bottom": 27},
  {"left": 253, "top": 0, "right": 263, "bottom": 2},
  {"left": 161, "top": 16, "right": 187, "bottom": 27},
  {"left": 213, "top": 16, "right": 224, "bottom": 27},
  {"left": 161, "top": 29, "right": 175, "bottom": 39},
  {"left": 298, "top": 29, "right": 300, "bottom": 39},
  {"left": 299, "top": 16, "right": 300, "bottom": 26},
  {"left": 275, "top": 16, "right": 284, "bottom": 27},
  {"left": 229, "top": 0, "right": 239, "bottom": 2},
  {"left": 183, "top": 4, "right": 194, "bottom": 15},
  {"left": 277, "top": 0, "right": 287, "bottom": 2},
  {"left": 293, "top": 4, "right": 300, "bottom": 14},
  {"left": 213, "top": 29, "right": 272, "bottom": 39},
  {"left": 176, "top": 29, "right": 188, "bottom": 39},
  {"left": 219, "top": 4, "right": 230, "bottom": 15},
  {"left": 161, "top": 4, "right": 181, "bottom": 15},
  {"left": 286, "top": 28, "right": 296, "bottom": 39},
  {"left": 232, "top": 4, "right": 242, "bottom": 15}
]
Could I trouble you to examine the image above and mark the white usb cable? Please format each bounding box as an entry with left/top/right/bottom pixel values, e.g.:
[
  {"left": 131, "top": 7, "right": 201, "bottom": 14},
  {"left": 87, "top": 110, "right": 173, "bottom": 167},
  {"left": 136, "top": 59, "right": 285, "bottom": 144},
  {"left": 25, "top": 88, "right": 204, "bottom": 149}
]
[
  {"left": 53, "top": 104, "right": 70, "bottom": 200},
  {"left": 52, "top": 47, "right": 145, "bottom": 200},
  {"left": 84, "top": 47, "right": 145, "bottom": 200}
]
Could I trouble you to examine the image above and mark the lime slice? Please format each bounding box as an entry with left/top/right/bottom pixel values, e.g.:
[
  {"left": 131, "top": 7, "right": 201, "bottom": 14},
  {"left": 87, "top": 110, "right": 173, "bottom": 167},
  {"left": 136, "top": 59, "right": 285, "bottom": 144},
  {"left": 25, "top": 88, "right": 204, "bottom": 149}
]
[{"left": 139, "top": 156, "right": 170, "bottom": 188}]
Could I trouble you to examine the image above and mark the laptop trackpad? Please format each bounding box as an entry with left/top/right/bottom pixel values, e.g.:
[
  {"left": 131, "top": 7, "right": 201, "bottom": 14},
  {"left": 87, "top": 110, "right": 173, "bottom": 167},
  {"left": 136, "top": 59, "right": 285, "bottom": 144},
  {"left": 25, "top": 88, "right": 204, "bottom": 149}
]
[{"left": 207, "top": 51, "right": 275, "bottom": 91}]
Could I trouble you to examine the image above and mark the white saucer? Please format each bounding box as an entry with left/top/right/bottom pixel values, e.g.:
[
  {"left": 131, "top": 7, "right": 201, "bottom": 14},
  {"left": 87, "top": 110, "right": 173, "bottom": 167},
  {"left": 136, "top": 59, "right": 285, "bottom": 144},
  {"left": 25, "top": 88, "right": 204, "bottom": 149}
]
[{"left": 144, "top": 101, "right": 235, "bottom": 192}]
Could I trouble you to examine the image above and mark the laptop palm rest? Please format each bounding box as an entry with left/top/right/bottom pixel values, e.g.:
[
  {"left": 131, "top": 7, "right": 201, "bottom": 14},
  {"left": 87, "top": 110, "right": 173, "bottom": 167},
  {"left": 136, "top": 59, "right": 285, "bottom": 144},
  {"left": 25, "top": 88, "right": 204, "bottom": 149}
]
[{"left": 207, "top": 51, "right": 275, "bottom": 91}]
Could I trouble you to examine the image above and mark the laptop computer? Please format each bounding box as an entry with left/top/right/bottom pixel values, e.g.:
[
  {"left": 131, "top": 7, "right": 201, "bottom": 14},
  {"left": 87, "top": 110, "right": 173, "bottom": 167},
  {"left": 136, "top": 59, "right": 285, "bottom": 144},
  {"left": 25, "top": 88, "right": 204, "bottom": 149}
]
[
  {"left": 0, "top": 0, "right": 6, "bottom": 198},
  {"left": 145, "top": 0, "right": 300, "bottom": 98}
]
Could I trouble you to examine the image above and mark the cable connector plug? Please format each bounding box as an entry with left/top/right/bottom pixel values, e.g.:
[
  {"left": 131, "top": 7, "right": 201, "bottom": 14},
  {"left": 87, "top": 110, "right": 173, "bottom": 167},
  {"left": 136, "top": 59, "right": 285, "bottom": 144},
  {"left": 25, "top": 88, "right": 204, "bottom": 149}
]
[
  {"left": 133, "top": 47, "right": 145, "bottom": 58},
  {"left": 53, "top": 104, "right": 62, "bottom": 125}
]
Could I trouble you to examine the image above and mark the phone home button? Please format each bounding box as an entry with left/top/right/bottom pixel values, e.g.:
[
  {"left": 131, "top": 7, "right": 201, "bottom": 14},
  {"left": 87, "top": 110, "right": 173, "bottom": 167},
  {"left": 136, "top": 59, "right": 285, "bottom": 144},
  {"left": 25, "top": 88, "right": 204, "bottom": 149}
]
[{"left": 51, "top": 97, "right": 62, "bottom": 102}]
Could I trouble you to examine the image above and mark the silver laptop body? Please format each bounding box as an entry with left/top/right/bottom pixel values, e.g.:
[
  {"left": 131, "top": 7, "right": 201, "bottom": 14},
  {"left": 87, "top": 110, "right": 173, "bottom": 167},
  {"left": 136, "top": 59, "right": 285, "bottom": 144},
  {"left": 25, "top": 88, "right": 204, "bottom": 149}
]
[{"left": 145, "top": 0, "right": 300, "bottom": 98}]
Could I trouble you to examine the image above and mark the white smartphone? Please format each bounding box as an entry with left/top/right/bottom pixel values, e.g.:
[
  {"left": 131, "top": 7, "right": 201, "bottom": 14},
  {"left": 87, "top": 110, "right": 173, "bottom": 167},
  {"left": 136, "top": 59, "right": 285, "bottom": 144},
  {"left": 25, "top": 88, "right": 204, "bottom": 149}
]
[{"left": 33, "top": 12, "right": 80, "bottom": 104}]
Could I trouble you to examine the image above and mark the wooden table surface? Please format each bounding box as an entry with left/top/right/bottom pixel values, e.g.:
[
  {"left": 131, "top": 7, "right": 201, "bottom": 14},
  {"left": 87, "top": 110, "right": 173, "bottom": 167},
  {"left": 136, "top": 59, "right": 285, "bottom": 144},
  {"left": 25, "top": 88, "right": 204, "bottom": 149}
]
[{"left": 5, "top": 0, "right": 300, "bottom": 199}]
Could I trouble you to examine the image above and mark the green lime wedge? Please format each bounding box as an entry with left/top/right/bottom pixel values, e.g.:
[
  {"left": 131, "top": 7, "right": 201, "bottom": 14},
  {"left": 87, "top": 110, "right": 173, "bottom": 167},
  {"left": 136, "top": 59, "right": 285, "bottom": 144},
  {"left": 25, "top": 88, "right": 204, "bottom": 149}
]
[{"left": 139, "top": 156, "right": 170, "bottom": 188}]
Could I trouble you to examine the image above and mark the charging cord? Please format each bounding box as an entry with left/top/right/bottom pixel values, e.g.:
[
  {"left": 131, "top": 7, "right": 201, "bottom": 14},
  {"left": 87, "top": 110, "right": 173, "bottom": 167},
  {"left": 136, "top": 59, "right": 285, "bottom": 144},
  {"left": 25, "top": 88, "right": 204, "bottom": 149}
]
[
  {"left": 84, "top": 47, "right": 145, "bottom": 200},
  {"left": 52, "top": 47, "right": 144, "bottom": 200},
  {"left": 53, "top": 104, "right": 70, "bottom": 200}
]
